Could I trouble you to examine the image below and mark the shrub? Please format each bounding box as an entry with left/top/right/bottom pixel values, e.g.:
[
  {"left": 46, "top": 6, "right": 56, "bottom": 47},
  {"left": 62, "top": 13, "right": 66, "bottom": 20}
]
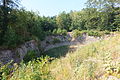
[
  {"left": 87, "top": 30, "right": 102, "bottom": 37},
  {"left": 52, "top": 38, "right": 61, "bottom": 44},
  {"left": 0, "top": 61, "right": 13, "bottom": 80},
  {"left": 23, "top": 50, "right": 38, "bottom": 63},
  {"left": 60, "top": 29, "right": 67, "bottom": 36},
  {"left": 52, "top": 28, "right": 67, "bottom": 36},
  {"left": 52, "top": 29, "right": 57, "bottom": 35},
  {"left": 104, "top": 30, "right": 110, "bottom": 35},
  {"left": 10, "top": 56, "right": 53, "bottom": 80},
  {"left": 3, "top": 26, "right": 24, "bottom": 48},
  {"left": 72, "top": 29, "right": 82, "bottom": 38},
  {"left": 80, "top": 30, "right": 88, "bottom": 34}
]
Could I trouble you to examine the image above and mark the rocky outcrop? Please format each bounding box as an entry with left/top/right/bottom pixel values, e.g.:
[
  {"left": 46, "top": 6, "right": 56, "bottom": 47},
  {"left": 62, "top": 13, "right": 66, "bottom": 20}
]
[{"left": 0, "top": 40, "right": 40, "bottom": 65}]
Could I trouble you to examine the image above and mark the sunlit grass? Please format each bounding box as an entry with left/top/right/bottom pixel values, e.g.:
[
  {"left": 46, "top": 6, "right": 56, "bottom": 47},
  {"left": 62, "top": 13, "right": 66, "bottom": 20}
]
[{"left": 48, "top": 33, "right": 120, "bottom": 80}]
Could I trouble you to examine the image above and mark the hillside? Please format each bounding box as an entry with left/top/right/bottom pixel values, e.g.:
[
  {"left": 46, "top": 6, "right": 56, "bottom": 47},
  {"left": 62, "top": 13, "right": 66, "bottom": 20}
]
[{"left": 3, "top": 33, "right": 119, "bottom": 80}]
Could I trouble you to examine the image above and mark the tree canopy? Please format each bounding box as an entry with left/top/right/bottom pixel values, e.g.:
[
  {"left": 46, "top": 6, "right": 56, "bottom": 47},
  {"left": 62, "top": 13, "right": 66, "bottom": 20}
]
[{"left": 0, "top": 0, "right": 120, "bottom": 48}]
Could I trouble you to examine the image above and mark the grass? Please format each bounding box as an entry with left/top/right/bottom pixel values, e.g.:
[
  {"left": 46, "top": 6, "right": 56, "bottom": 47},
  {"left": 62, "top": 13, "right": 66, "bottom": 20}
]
[
  {"left": 1, "top": 32, "right": 120, "bottom": 80},
  {"left": 48, "top": 33, "right": 120, "bottom": 80}
]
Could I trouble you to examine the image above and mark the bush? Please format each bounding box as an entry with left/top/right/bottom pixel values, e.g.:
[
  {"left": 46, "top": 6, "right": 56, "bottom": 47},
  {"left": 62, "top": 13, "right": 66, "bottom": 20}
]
[
  {"left": 52, "top": 38, "right": 61, "bottom": 44},
  {"left": 104, "top": 30, "right": 110, "bottom": 35},
  {"left": 80, "top": 30, "right": 88, "bottom": 34},
  {"left": 60, "top": 29, "right": 67, "bottom": 36},
  {"left": 10, "top": 56, "right": 53, "bottom": 80},
  {"left": 23, "top": 50, "right": 38, "bottom": 63},
  {"left": 52, "top": 28, "right": 67, "bottom": 36},
  {"left": 52, "top": 29, "right": 57, "bottom": 35},
  {"left": 0, "top": 61, "right": 13, "bottom": 80},
  {"left": 3, "top": 26, "right": 24, "bottom": 48},
  {"left": 87, "top": 30, "right": 102, "bottom": 37},
  {"left": 72, "top": 29, "right": 82, "bottom": 38}
]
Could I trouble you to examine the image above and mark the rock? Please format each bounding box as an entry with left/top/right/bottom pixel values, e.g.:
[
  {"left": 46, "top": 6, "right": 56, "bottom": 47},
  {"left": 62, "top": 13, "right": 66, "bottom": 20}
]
[{"left": 0, "top": 40, "right": 40, "bottom": 65}]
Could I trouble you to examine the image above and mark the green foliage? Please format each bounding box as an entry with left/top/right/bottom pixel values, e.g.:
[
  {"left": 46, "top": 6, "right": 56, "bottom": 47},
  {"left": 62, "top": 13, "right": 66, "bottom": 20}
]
[
  {"left": 0, "top": 9, "right": 48, "bottom": 48},
  {"left": 0, "top": 0, "right": 119, "bottom": 48},
  {"left": 104, "top": 30, "right": 110, "bottom": 35},
  {"left": 23, "top": 50, "right": 38, "bottom": 63},
  {"left": 41, "top": 16, "right": 57, "bottom": 32},
  {"left": 72, "top": 29, "right": 106, "bottom": 38},
  {"left": 72, "top": 29, "right": 82, "bottom": 38},
  {"left": 87, "top": 30, "right": 103, "bottom": 37},
  {"left": 56, "top": 11, "right": 72, "bottom": 31},
  {"left": 3, "top": 26, "right": 23, "bottom": 48},
  {"left": 10, "top": 56, "right": 53, "bottom": 80},
  {"left": 52, "top": 38, "right": 61, "bottom": 44},
  {"left": 0, "top": 61, "right": 13, "bottom": 80},
  {"left": 86, "top": 0, "right": 120, "bottom": 31},
  {"left": 3, "top": 27, "right": 17, "bottom": 47},
  {"left": 52, "top": 28, "right": 67, "bottom": 36},
  {"left": 52, "top": 29, "right": 57, "bottom": 35},
  {"left": 0, "top": 0, "right": 120, "bottom": 49}
]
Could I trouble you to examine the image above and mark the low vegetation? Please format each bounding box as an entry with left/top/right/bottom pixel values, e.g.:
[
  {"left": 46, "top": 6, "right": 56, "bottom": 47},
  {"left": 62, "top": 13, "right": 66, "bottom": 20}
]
[
  {"left": 52, "top": 28, "right": 67, "bottom": 36},
  {"left": 72, "top": 29, "right": 111, "bottom": 38},
  {"left": 0, "top": 33, "right": 120, "bottom": 80}
]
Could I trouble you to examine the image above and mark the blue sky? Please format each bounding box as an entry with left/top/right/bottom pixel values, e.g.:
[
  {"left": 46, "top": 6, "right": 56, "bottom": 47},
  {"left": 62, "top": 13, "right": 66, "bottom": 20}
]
[{"left": 21, "top": 0, "right": 87, "bottom": 17}]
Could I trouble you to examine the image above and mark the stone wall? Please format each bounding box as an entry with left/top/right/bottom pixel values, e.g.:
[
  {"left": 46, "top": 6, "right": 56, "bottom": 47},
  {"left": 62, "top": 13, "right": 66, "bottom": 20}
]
[{"left": 0, "top": 40, "right": 40, "bottom": 65}]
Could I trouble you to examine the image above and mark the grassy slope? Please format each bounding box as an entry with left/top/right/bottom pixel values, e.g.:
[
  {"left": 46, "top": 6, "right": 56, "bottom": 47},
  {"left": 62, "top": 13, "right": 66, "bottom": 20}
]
[
  {"left": 49, "top": 33, "right": 120, "bottom": 80},
  {"left": 10, "top": 33, "right": 120, "bottom": 80}
]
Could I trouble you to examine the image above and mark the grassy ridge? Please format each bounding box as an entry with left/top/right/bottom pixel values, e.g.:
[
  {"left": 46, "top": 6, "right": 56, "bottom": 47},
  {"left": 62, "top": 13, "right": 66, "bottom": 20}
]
[{"left": 2, "top": 33, "right": 120, "bottom": 80}]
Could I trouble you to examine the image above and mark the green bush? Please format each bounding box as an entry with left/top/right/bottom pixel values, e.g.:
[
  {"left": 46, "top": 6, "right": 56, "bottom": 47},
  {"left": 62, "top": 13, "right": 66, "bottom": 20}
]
[
  {"left": 72, "top": 29, "right": 82, "bottom": 38},
  {"left": 52, "top": 28, "right": 67, "bottom": 35},
  {"left": 52, "top": 38, "right": 61, "bottom": 44},
  {"left": 3, "top": 26, "right": 24, "bottom": 48},
  {"left": 104, "top": 30, "right": 110, "bottom": 35},
  {"left": 23, "top": 50, "right": 38, "bottom": 63},
  {"left": 87, "top": 30, "right": 102, "bottom": 37},
  {"left": 60, "top": 29, "right": 67, "bottom": 36},
  {"left": 0, "top": 61, "right": 13, "bottom": 80},
  {"left": 10, "top": 56, "right": 53, "bottom": 80},
  {"left": 52, "top": 29, "right": 57, "bottom": 35},
  {"left": 80, "top": 30, "right": 88, "bottom": 34}
]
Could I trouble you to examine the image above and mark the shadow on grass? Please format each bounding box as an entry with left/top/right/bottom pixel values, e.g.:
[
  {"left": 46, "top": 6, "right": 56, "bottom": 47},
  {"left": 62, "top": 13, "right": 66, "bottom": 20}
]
[{"left": 43, "top": 45, "right": 70, "bottom": 58}]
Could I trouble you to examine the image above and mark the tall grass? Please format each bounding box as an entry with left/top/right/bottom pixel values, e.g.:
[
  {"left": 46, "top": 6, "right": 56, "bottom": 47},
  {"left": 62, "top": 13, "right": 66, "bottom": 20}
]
[{"left": 48, "top": 33, "right": 120, "bottom": 80}]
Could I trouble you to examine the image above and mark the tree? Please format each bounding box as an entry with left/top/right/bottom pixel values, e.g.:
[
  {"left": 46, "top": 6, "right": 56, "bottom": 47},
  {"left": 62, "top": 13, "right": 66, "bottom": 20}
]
[
  {"left": 41, "top": 16, "right": 56, "bottom": 32},
  {"left": 86, "top": 0, "right": 120, "bottom": 31},
  {"left": 0, "top": 0, "right": 20, "bottom": 45},
  {"left": 56, "top": 11, "right": 72, "bottom": 31}
]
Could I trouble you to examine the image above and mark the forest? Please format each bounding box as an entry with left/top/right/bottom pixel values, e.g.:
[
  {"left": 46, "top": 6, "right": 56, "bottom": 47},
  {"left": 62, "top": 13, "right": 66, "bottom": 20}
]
[
  {"left": 0, "top": 0, "right": 120, "bottom": 48},
  {"left": 0, "top": 0, "right": 120, "bottom": 80}
]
